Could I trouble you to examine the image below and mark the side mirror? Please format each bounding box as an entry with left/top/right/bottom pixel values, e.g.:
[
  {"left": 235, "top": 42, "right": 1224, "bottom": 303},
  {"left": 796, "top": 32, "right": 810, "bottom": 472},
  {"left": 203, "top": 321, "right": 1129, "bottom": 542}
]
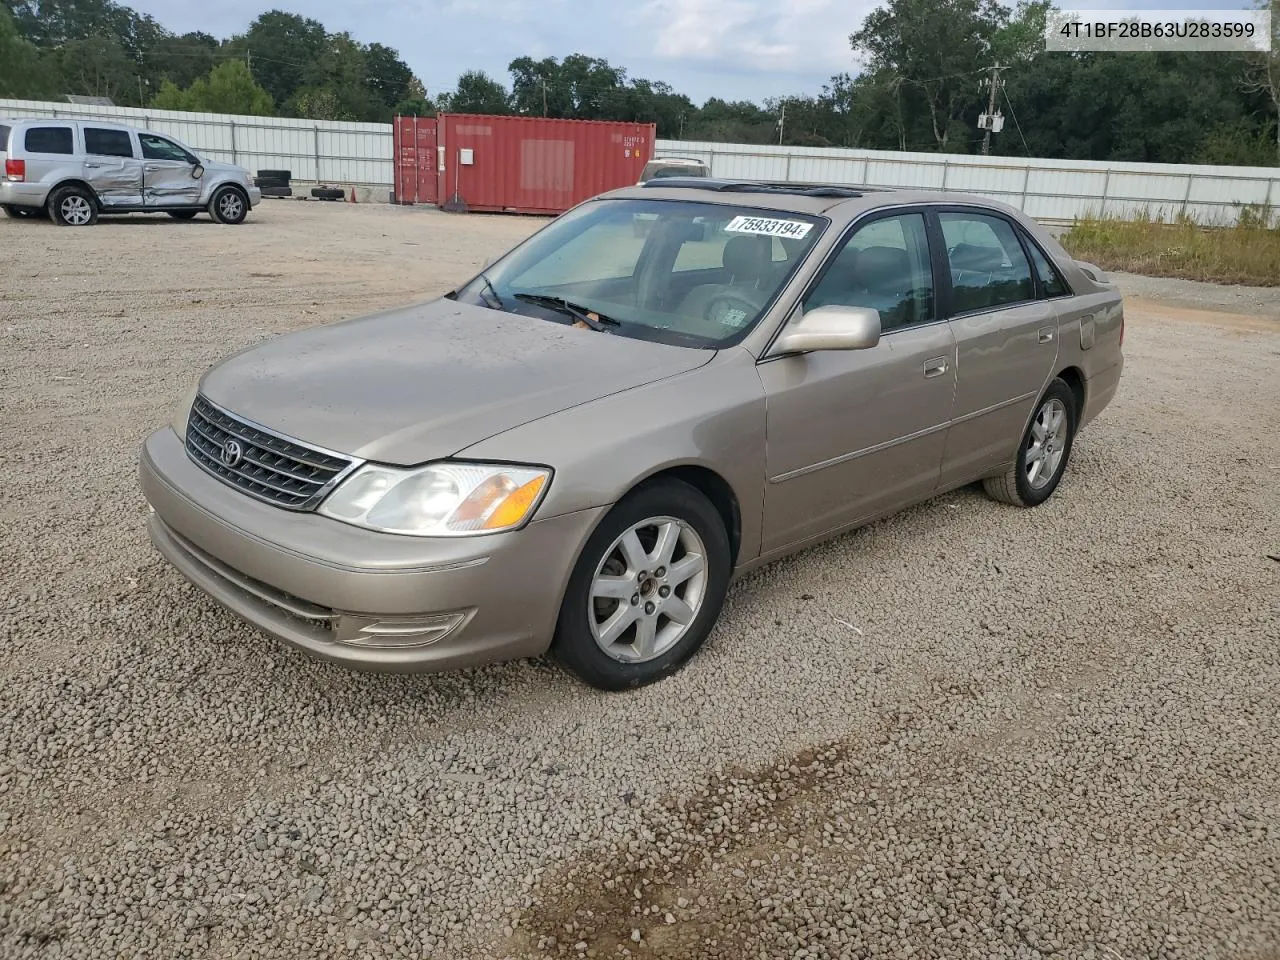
[
  {"left": 191, "top": 163, "right": 205, "bottom": 180},
  {"left": 774, "top": 305, "right": 882, "bottom": 354}
]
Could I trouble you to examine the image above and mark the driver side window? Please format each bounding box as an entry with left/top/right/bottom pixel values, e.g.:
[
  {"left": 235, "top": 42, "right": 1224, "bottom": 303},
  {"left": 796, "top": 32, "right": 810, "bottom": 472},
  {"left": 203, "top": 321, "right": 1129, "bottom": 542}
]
[
  {"left": 803, "top": 213, "right": 934, "bottom": 332},
  {"left": 139, "top": 133, "right": 194, "bottom": 163}
]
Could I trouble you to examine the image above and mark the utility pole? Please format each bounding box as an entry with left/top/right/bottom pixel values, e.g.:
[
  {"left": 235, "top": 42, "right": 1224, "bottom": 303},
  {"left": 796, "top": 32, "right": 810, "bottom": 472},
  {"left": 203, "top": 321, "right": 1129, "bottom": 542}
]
[
  {"left": 541, "top": 79, "right": 547, "bottom": 117},
  {"left": 777, "top": 101, "right": 786, "bottom": 145},
  {"left": 981, "top": 65, "right": 1001, "bottom": 156}
]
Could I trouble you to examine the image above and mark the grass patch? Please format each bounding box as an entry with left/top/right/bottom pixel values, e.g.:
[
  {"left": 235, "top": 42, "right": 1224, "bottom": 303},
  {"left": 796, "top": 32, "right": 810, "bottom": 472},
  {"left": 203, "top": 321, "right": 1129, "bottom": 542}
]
[{"left": 1059, "top": 207, "right": 1280, "bottom": 287}]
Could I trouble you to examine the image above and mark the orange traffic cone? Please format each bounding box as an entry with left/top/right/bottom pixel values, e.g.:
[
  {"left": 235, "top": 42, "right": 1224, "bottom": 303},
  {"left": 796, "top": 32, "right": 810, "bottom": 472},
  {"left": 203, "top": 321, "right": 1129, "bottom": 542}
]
[{"left": 348, "top": 186, "right": 357, "bottom": 203}]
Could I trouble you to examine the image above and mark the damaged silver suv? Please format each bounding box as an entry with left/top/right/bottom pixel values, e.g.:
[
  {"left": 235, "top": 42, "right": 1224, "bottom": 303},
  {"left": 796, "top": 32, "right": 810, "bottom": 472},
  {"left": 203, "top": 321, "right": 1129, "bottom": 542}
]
[{"left": 0, "top": 117, "right": 261, "bottom": 225}]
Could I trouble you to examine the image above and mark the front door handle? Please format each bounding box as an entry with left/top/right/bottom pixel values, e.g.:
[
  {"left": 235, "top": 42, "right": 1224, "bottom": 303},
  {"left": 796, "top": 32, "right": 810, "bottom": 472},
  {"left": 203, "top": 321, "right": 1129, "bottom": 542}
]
[
  {"left": 84, "top": 162, "right": 102, "bottom": 169},
  {"left": 924, "top": 357, "right": 949, "bottom": 378},
  {"left": 1038, "top": 326, "right": 1055, "bottom": 344}
]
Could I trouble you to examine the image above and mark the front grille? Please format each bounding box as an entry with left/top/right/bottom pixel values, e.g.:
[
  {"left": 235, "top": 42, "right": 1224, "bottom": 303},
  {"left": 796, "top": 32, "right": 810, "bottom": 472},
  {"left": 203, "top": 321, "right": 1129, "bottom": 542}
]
[{"left": 184, "top": 395, "right": 355, "bottom": 510}]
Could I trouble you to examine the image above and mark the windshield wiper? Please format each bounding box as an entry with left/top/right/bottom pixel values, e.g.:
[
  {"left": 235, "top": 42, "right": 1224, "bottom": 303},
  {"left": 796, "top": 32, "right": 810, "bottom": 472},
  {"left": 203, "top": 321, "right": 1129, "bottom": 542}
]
[
  {"left": 512, "top": 293, "right": 619, "bottom": 332},
  {"left": 477, "top": 273, "right": 505, "bottom": 310}
]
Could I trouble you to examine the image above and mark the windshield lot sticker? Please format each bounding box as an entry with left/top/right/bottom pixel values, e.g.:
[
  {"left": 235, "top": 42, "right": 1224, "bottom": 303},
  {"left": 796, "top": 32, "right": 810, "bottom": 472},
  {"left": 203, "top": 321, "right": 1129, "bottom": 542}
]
[{"left": 725, "top": 216, "right": 813, "bottom": 239}]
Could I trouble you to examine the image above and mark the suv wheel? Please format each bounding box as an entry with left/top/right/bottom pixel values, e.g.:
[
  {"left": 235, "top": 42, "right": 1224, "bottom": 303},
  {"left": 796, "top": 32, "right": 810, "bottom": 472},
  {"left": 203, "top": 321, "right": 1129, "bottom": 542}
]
[
  {"left": 552, "top": 479, "right": 731, "bottom": 690},
  {"left": 209, "top": 186, "right": 248, "bottom": 225},
  {"left": 48, "top": 186, "right": 98, "bottom": 226}
]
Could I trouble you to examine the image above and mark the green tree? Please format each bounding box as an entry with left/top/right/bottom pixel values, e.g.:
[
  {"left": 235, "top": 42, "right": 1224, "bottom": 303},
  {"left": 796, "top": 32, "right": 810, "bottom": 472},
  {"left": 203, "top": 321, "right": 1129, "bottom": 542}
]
[
  {"left": 230, "top": 10, "right": 326, "bottom": 109},
  {"left": 151, "top": 59, "right": 273, "bottom": 115},
  {"left": 0, "top": 4, "right": 57, "bottom": 98},
  {"left": 1242, "top": 0, "right": 1279, "bottom": 162},
  {"left": 444, "top": 70, "right": 510, "bottom": 114},
  {"left": 852, "top": 0, "right": 1011, "bottom": 150},
  {"left": 364, "top": 41, "right": 415, "bottom": 110}
]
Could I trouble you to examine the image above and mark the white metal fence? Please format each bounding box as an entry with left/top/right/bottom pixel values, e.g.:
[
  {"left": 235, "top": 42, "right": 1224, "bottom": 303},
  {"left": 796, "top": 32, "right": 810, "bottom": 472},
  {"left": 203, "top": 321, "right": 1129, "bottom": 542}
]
[
  {"left": 657, "top": 139, "right": 1280, "bottom": 226},
  {"left": 0, "top": 98, "right": 393, "bottom": 185},
  {"left": 4, "top": 98, "right": 1277, "bottom": 224}
]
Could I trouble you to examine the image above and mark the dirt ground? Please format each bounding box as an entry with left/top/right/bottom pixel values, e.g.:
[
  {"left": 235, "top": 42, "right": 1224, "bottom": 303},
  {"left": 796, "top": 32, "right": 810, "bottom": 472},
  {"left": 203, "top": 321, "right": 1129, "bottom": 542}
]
[{"left": 1, "top": 199, "right": 1277, "bottom": 960}]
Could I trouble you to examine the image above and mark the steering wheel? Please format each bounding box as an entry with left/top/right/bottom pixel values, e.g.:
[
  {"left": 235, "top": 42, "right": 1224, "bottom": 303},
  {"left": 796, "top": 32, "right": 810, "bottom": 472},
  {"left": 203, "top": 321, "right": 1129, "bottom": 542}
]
[{"left": 704, "top": 293, "right": 760, "bottom": 330}]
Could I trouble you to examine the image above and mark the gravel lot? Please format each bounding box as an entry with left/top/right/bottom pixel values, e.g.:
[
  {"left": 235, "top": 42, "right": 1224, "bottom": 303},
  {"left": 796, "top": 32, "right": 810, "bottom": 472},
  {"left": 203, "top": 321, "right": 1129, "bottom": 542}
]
[{"left": 1, "top": 201, "right": 1277, "bottom": 960}]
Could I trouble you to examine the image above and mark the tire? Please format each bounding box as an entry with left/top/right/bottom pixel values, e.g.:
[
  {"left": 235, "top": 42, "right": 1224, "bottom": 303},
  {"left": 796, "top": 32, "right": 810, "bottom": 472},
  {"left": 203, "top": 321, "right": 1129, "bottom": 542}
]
[
  {"left": 311, "top": 187, "right": 345, "bottom": 200},
  {"left": 254, "top": 177, "right": 287, "bottom": 189},
  {"left": 167, "top": 210, "right": 199, "bottom": 220},
  {"left": 260, "top": 186, "right": 293, "bottom": 198},
  {"left": 3, "top": 204, "right": 38, "bottom": 219},
  {"left": 208, "top": 185, "right": 248, "bottom": 225},
  {"left": 552, "top": 478, "right": 731, "bottom": 690},
  {"left": 256, "top": 169, "right": 291, "bottom": 182},
  {"left": 47, "top": 185, "right": 98, "bottom": 226},
  {"left": 983, "top": 377, "right": 1078, "bottom": 508}
]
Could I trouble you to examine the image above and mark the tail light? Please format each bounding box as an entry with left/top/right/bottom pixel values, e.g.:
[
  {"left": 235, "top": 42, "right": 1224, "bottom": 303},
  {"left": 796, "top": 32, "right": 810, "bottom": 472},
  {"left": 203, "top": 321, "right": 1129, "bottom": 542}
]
[{"left": 4, "top": 158, "right": 24, "bottom": 181}]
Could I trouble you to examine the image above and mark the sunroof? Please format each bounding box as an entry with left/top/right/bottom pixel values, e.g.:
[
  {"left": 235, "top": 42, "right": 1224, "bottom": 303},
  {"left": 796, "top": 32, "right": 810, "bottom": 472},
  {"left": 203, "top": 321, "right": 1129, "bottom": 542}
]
[{"left": 639, "top": 177, "right": 891, "bottom": 199}]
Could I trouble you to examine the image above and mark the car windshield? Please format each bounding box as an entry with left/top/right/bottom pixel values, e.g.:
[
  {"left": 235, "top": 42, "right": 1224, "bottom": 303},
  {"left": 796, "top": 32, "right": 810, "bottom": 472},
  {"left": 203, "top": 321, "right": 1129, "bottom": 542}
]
[{"left": 454, "top": 198, "right": 826, "bottom": 349}]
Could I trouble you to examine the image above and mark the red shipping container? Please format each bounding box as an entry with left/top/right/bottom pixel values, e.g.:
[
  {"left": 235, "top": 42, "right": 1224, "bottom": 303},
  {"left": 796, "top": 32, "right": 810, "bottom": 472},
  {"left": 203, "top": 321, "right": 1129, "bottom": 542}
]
[
  {"left": 392, "top": 115, "right": 439, "bottom": 205},
  {"left": 434, "top": 114, "right": 655, "bottom": 215}
]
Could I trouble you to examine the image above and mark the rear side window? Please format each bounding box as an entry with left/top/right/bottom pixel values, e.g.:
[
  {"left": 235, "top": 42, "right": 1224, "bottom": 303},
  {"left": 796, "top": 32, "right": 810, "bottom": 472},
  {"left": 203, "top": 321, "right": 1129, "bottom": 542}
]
[
  {"left": 24, "top": 126, "right": 74, "bottom": 155},
  {"left": 939, "top": 212, "right": 1035, "bottom": 314},
  {"left": 84, "top": 127, "right": 134, "bottom": 158},
  {"left": 0, "top": 125, "right": 11, "bottom": 153},
  {"left": 1024, "top": 237, "right": 1070, "bottom": 298}
]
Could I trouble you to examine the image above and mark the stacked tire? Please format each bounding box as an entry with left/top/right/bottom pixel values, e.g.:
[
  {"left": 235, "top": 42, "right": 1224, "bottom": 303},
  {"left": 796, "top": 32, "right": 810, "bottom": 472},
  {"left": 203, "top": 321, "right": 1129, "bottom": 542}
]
[{"left": 255, "top": 169, "right": 292, "bottom": 198}]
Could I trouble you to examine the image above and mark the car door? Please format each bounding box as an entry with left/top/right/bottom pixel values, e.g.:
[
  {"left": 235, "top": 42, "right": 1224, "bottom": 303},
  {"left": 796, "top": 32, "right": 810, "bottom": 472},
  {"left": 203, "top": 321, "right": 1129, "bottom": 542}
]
[
  {"left": 757, "top": 209, "right": 957, "bottom": 555},
  {"left": 81, "top": 126, "right": 143, "bottom": 208},
  {"left": 138, "top": 132, "right": 202, "bottom": 207},
  {"left": 933, "top": 208, "right": 1060, "bottom": 488}
]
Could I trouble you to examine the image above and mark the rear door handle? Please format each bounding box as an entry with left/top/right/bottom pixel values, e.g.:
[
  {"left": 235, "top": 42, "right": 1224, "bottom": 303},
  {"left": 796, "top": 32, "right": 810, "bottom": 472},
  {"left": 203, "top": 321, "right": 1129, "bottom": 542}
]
[
  {"left": 924, "top": 357, "right": 949, "bottom": 378},
  {"left": 84, "top": 162, "right": 102, "bottom": 169},
  {"left": 1038, "top": 326, "right": 1055, "bottom": 343}
]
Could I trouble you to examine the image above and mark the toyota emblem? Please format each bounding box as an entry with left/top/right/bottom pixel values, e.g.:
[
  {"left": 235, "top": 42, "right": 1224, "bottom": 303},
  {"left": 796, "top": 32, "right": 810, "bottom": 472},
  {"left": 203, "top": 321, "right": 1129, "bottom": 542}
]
[{"left": 220, "top": 439, "right": 243, "bottom": 468}]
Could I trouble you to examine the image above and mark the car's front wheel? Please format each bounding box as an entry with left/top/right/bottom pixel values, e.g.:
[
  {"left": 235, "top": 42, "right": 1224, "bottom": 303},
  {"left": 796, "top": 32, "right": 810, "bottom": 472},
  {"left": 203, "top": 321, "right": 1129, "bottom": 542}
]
[
  {"left": 48, "top": 185, "right": 98, "bottom": 226},
  {"left": 983, "top": 377, "right": 1078, "bottom": 507},
  {"left": 209, "top": 186, "right": 248, "bottom": 224},
  {"left": 552, "top": 478, "right": 731, "bottom": 690}
]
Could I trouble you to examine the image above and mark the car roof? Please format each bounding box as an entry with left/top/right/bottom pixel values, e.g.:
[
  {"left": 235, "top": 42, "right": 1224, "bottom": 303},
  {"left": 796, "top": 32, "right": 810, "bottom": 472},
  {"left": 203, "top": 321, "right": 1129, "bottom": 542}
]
[
  {"left": 1, "top": 117, "right": 133, "bottom": 130},
  {"left": 599, "top": 177, "right": 1030, "bottom": 222}
]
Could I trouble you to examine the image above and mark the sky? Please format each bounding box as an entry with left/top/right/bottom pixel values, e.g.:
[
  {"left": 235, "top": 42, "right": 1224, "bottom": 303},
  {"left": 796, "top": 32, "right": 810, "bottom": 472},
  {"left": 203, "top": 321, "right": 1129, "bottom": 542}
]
[{"left": 124, "top": 0, "right": 1261, "bottom": 106}]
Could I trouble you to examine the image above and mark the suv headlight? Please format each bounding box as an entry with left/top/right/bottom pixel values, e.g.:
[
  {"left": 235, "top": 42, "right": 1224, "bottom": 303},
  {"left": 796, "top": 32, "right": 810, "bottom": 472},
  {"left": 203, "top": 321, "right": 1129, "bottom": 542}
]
[{"left": 319, "top": 462, "right": 551, "bottom": 537}]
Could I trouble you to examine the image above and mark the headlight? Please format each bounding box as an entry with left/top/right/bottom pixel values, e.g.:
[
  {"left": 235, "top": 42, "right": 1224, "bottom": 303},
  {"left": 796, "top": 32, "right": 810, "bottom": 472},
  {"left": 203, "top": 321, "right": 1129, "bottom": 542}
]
[{"left": 319, "top": 462, "right": 551, "bottom": 537}]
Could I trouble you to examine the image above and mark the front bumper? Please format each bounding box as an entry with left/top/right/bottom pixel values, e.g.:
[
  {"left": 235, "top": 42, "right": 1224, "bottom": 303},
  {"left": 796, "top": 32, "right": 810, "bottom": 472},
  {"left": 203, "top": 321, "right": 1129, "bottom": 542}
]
[
  {"left": 247, "top": 185, "right": 262, "bottom": 207},
  {"left": 139, "top": 426, "right": 605, "bottom": 673},
  {"left": 0, "top": 181, "right": 50, "bottom": 208}
]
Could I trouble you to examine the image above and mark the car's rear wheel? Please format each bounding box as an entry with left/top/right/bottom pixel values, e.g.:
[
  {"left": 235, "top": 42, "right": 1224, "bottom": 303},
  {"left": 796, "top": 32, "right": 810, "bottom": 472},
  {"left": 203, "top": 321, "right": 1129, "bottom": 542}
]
[
  {"left": 48, "top": 186, "right": 98, "bottom": 226},
  {"left": 209, "top": 186, "right": 248, "bottom": 224},
  {"left": 983, "top": 377, "right": 1077, "bottom": 507},
  {"left": 552, "top": 478, "right": 731, "bottom": 690},
  {"left": 168, "top": 210, "right": 199, "bottom": 220}
]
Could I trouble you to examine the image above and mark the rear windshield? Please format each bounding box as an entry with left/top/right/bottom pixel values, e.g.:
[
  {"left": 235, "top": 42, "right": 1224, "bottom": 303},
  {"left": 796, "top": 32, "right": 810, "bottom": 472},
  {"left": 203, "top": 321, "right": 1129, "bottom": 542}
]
[
  {"left": 644, "top": 164, "right": 706, "bottom": 179},
  {"left": 0, "top": 124, "right": 10, "bottom": 153},
  {"left": 25, "top": 126, "right": 75, "bottom": 154}
]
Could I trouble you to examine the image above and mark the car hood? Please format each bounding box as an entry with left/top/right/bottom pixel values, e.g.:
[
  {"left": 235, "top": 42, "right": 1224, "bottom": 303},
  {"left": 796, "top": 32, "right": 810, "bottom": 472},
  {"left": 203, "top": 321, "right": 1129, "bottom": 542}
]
[
  {"left": 201, "top": 159, "right": 247, "bottom": 178},
  {"left": 199, "top": 298, "right": 714, "bottom": 465}
]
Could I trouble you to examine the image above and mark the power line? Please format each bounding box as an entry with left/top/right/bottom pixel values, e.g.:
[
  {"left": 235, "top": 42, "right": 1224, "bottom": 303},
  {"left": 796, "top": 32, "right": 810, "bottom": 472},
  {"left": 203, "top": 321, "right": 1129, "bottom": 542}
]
[{"left": 1000, "top": 82, "right": 1031, "bottom": 155}]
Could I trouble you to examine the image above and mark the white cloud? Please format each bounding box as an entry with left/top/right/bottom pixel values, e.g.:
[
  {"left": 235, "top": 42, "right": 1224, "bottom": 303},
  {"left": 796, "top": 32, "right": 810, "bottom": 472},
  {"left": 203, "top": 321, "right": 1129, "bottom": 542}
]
[{"left": 637, "top": 0, "right": 872, "bottom": 74}]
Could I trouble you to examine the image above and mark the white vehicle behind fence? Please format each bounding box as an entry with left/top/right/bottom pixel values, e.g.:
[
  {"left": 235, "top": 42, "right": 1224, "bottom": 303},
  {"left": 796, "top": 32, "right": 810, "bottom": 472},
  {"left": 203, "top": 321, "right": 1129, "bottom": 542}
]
[{"left": 0, "top": 117, "right": 261, "bottom": 226}]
